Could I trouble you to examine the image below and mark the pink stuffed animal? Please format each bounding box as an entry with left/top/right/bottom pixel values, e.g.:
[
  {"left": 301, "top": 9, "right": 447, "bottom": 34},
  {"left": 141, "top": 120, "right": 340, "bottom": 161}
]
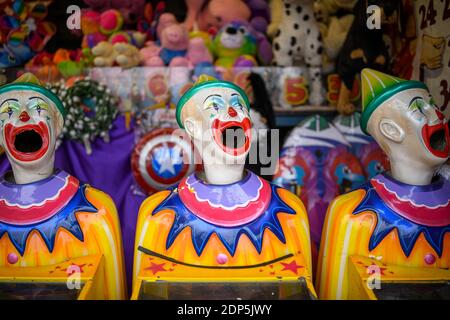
[
  {"left": 156, "top": 13, "right": 177, "bottom": 42},
  {"left": 186, "top": 37, "right": 213, "bottom": 67},
  {"left": 140, "top": 41, "right": 164, "bottom": 66},
  {"left": 159, "top": 23, "right": 189, "bottom": 65}
]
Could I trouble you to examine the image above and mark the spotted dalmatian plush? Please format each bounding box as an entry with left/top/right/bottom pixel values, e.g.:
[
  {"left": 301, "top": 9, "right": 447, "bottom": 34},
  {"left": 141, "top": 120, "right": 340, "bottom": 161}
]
[{"left": 271, "top": 0, "right": 325, "bottom": 106}]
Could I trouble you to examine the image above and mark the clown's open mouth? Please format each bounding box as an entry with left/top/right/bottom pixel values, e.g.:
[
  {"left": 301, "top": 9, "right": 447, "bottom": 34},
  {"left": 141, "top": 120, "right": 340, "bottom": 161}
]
[
  {"left": 422, "top": 123, "right": 449, "bottom": 158},
  {"left": 4, "top": 122, "right": 50, "bottom": 162},
  {"left": 213, "top": 118, "right": 251, "bottom": 156},
  {"left": 14, "top": 129, "right": 43, "bottom": 153}
]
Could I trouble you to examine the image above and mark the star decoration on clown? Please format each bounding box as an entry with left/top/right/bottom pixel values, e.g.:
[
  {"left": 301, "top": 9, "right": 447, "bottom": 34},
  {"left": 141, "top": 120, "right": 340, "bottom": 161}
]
[
  {"left": 0, "top": 73, "right": 126, "bottom": 300},
  {"left": 316, "top": 69, "right": 450, "bottom": 300},
  {"left": 132, "top": 75, "right": 317, "bottom": 299}
]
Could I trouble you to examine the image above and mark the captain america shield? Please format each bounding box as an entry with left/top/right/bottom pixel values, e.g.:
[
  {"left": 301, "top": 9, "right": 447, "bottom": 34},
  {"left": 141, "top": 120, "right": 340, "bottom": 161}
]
[{"left": 131, "top": 128, "right": 199, "bottom": 194}]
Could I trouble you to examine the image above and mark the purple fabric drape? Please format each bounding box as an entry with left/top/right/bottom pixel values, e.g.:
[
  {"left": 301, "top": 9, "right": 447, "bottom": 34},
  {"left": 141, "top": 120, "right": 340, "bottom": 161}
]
[{"left": 0, "top": 115, "right": 146, "bottom": 293}]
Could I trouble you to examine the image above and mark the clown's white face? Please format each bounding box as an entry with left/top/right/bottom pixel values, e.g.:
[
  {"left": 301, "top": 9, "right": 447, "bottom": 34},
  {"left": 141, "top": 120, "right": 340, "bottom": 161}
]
[
  {"left": 369, "top": 88, "right": 449, "bottom": 170},
  {"left": 0, "top": 90, "right": 63, "bottom": 178},
  {"left": 183, "top": 87, "right": 252, "bottom": 166}
]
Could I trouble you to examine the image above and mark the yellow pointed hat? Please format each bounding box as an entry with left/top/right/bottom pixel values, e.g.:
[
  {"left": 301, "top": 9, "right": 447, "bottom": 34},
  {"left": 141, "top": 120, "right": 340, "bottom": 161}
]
[
  {"left": 0, "top": 72, "right": 66, "bottom": 120},
  {"left": 360, "top": 68, "right": 428, "bottom": 134},
  {"left": 176, "top": 74, "right": 250, "bottom": 128}
]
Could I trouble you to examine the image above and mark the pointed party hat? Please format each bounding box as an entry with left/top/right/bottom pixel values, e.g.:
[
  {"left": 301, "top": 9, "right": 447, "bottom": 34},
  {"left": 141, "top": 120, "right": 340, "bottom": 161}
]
[
  {"left": 0, "top": 72, "right": 66, "bottom": 121},
  {"left": 360, "top": 68, "right": 427, "bottom": 134},
  {"left": 176, "top": 74, "right": 250, "bottom": 129}
]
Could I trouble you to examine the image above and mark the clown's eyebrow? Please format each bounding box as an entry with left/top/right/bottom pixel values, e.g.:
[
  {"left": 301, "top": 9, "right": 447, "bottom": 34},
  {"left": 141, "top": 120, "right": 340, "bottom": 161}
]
[
  {"left": 203, "top": 94, "right": 222, "bottom": 103},
  {"left": 28, "top": 96, "right": 46, "bottom": 101},
  {"left": 0, "top": 98, "right": 18, "bottom": 107}
]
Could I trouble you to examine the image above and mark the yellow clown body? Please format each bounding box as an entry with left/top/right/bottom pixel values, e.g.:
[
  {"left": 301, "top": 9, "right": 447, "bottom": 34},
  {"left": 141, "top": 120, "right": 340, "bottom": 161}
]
[
  {"left": 132, "top": 76, "right": 316, "bottom": 299},
  {"left": 317, "top": 69, "right": 450, "bottom": 300},
  {"left": 0, "top": 173, "right": 126, "bottom": 300},
  {"left": 0, "top": 74, "right": 126, "bottom": 300},
  {"left": 317, "top": 187, "right": 450, "bottom": 299}
]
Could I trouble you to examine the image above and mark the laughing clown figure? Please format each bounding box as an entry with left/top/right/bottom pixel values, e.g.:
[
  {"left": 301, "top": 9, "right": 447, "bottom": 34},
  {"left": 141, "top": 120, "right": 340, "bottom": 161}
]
[
  {"left": 132, "top": 76, "right": 316, "bottom": 299},
  {"left": 0, "top": 74, "right": 126, "bottom": 300},
  {"left": 316, "top": 69, "right": 450, "bottom": 300}
]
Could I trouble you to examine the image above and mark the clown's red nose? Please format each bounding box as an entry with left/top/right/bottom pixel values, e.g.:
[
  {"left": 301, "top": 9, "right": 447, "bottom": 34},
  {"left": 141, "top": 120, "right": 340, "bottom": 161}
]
[
  {"left": 19, "top": 111, "right": 30, "bottom": 122},
  {"left": 228, "top": 107, "right": 237, "bottom": 117}
]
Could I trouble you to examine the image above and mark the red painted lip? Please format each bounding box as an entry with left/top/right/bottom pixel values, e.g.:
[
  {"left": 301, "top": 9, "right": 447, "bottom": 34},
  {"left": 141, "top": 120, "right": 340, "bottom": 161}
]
[
  {"left": 4, "top": 122, "right": 50, "bottom": 162},
  {"left": 421, "top": 122, "right": 450, "bottom": 158},
  {"left": 212, "top": 118, "right": 252, "bottom": 156}
]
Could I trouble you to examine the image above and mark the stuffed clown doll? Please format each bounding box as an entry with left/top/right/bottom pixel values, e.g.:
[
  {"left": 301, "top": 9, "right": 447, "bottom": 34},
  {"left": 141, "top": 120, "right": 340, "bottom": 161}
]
[
  {"left": 132, "top": 76, "right": 316, "bottom": 300},
  {"left": 316, "top": 68, "right": 450, "bottom": 300},
  {"left": 0, "top": 74, "right": 126, "bottom": 300}
]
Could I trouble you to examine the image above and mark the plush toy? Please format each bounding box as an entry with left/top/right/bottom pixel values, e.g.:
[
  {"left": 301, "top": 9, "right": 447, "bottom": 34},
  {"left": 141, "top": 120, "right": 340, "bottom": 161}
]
[
  {"left": 92, "top": 41, "right": 117, "bottom": 67},
  {"left": 114, "top": 42, "right": 140, "bottom": 68},
  {"left": 245, "top": 0, "right": 271, "bottom": 33},
  {"left": 25, "top": 52, "right": 59, "bottom": 82},
  {"left": 213, "top": 21, "right": 257, "bottom": 68},
  {"left": 320, "top": 14, "right": 354, "bottom": 73},
  {"left": 270, "top": 0, "right": 325, "bottom": 105},
  {"left": 83, "top": 0, "right": 146, "bottom": 26},
  {"left": 80, "top": 10, "right": 107, "bottom": 48},
  {"left": 336, "top": 0, "right": 400, "bottom": 115},
  {"left": 155, "top": 13, "right": 177, "bottom": 43},
  {"left": 110, "top": 0, "right": 146, "bottom": 26},
  {"left": 314, "top": 0, "right": 357, "bottom": 24},
  {"left": 108, "top": 30, "right": 146, "bottom": 47},
  {"left": 186, "top": 37, "right": 213, "bottom": 67},
  {"left": 159, "top": 22, "right": 189, "bottom": 66},
  {"left": 139, "top": 41, "right": 164, "bottom": 66},
  {"left": 80, "top": 9, "right": 124, "bottom": 48},
  {"left": 0, "top": 0, "right": 56, "bottom": 68},
  {"left": 99, "top": 9, "right": 123, "bottom": 35},
  {"left": 195, "top": 0, "right": 251, "bottom": 33},
  {"left": 183, "top": 0, "right": 205, "bottom": 31}
]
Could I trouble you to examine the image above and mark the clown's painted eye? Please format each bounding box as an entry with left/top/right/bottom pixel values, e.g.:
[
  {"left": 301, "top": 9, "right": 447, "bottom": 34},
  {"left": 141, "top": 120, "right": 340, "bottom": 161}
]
[
  {"left": 0, "top": 100, "right": 20, "bottom": 115},
  {"left": 29, "top": 98, "right": 49, "bottom": 114},
  {"left": 409, "top": 97, "right": 426, "bottom": 113},
  {"left": 230, "top": 95, "right": 246, "bottom": 110},
  {"left": 239, "top": 27, "right": 245, "bottom": 34},
  {"left": 204, "top": 95, "right": 226, "bottom": 112}
]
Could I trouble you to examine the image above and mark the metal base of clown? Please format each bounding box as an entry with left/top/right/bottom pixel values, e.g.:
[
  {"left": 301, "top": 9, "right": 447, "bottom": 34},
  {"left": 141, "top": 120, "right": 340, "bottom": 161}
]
[
  {"left": 317, "top": 173, "right": 450, "bottom": 300},
  {"left": 0, "top": 170, "right": 126, "bottom": 300},
  {"left": 132, "top": 171, "right": 317, "bottom": 300}
]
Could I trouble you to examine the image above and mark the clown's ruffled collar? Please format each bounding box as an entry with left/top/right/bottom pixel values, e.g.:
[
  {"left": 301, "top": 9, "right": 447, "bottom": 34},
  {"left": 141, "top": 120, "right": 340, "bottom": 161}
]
[
  {"left": 354, "top": 172, "right": 450, "bottom": 257},
  {"left": 0, "top": 169, "right": 97, "bottom": 255},
  {"left": 153, "top": 171, "right": 296, "bottom": 256}
]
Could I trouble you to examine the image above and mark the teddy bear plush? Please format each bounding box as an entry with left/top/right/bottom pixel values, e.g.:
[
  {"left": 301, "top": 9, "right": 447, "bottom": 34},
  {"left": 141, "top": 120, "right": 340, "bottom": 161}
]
[
  {"left": 92, "top": 41, "right": 117, "bottom": 67},
  {"left": 114, "top": 42, "right": 140, "bottom": 68},
  {"left": 314, "top": 0, "right": 356, "bottom": 73}
]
